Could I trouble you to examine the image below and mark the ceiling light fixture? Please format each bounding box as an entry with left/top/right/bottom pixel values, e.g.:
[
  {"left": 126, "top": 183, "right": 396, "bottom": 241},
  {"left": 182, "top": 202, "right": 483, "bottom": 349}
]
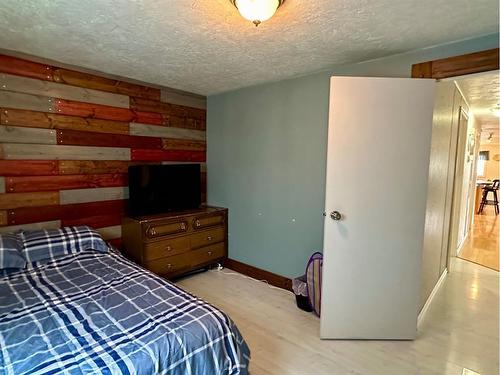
[{"left": 231, "top": 0, "right": 285, "bottom": 26}]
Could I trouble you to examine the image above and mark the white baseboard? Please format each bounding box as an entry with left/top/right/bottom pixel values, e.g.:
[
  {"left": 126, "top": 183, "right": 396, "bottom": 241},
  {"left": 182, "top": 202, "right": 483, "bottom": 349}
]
[{"left": 417, "top": 268, "right": 448, "bottom": 328}]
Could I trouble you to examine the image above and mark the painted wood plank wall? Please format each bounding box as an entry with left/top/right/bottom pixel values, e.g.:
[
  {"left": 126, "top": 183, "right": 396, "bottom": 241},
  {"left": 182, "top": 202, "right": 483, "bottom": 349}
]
[
  {"left": 0, "top": 54, "right": 207, "bottom": 243},
  {"left": 0, "top": 73, "right": 130, "bottom": 108}
]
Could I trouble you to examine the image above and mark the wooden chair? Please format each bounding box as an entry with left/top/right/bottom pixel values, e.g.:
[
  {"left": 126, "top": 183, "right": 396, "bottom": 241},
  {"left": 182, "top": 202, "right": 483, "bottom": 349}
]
[{"left": 478, "top": 179, "right": 500, "bottom": 215}]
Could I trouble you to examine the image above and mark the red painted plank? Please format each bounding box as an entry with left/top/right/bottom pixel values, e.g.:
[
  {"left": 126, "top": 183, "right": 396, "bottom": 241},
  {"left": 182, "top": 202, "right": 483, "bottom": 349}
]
[
  {"left": 57, "top": 129, "right": 162, "bottom": 149},
  {"left": 131, "top": 149, "right": 206, "bottom": 162},
  {"left": 135, "top": 111, "right": 164, "bottom": 125},
  {"left": 0, "top": 160, "right": 59, "bottom": 176},
  {"left": 62, "top": 214, "right": 122, "bottom": 229},
  {"left": 8, "top": 199, "right": 127, "bottom": 225},
  {"left": 54, "top": 99, "right": 132, "bottom": 121},
  {"left": 70, "top": 200, "right": 127, "bottom": 219},
  {"left": 54, "top": 99, "right": 164, "bottom": 125},
  {"left": 7, "top": 204, "right": 64, "bottom": 225},
  {"left": 162, "top": 138, "right": 206, "bottom": 151},
  {"left": 0, "top": 55, "right": 53, "bottom": 81},
  {"left": 5, "top": 174, "right": 127, "bottom": 193}
]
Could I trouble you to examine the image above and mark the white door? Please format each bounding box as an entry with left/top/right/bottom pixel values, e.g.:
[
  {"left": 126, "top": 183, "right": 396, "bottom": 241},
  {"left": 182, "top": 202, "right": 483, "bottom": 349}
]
[{"left": 320, "top": 77, "right": 436, "bottom": 340}]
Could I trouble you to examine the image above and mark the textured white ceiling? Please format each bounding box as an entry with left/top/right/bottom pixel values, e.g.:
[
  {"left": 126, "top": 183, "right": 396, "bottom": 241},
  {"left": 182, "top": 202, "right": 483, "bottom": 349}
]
[
  {"left": 0, "top": 0, "right": 498, "bottom": 95},
  {"left": 456, "top": 72, "right": 500, "bottom": 142}
]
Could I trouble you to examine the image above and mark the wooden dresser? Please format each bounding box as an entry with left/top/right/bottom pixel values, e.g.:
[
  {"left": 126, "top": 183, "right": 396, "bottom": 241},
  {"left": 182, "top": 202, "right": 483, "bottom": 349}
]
[{"left": 121, "top": 206, "right": 228, "bottom": 279}]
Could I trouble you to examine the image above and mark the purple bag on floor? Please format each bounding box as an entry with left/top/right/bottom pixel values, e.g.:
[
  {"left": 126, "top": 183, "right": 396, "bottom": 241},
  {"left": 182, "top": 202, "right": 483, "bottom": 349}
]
[{"left": 306, "top": 252, "right": 323, "bottom": 317}]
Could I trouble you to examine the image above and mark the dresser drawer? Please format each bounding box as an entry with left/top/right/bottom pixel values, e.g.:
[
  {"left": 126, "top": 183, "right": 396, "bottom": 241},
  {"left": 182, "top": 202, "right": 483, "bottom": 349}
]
[
  {"left": 144, "top": 243, "right": 224, "bottom": 277},
  {"left": 144, "top": 255, "right": 191, "bottom": 276},
  {"left": 143, "top": 236, "right": 190, "bottom": 261},
  {"left": 190, "top": 243, "right": 225, "bottom": 268},
  {"left": 192, "top": 213, "right": 225, "bottom": 230},
  {"left": 190, "top": 227, "right": 225, "bottom": 249},
  {"left": 143, "top": 220, "right": 188, "bottom": 240}
]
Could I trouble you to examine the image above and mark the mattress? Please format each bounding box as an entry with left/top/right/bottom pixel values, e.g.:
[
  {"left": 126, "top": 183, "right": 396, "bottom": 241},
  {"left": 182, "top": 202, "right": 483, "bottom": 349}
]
[{"left": 0, "top": 249, "right": 250, "bottom": 374}]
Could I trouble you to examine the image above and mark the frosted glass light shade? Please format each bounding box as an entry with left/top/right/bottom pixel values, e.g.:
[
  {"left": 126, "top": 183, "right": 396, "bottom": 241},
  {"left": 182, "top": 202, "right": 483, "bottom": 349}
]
[{"left": 234, "top": 0, "right": 281, "bottom": 25}]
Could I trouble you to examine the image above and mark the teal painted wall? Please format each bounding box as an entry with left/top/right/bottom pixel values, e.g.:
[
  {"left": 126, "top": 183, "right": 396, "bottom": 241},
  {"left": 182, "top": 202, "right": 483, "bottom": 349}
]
[{"left": 207, "top": 34, "right": 499, "bottom": 278}]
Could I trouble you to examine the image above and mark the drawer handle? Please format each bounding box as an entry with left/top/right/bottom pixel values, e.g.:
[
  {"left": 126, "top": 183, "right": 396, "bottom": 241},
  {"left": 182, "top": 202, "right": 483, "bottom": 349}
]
[
  {"left": 207, "top": 251, "right": 212, "bottom": 256},
  {"left": 167, "top": 263, "right": 173, "bottom": 269},
  {"left": 206, "top": 236, "right": 212, "bottom": 241},
  {"left": 180, "top": 222, "right": 186, "bottom": 230},
  {"left": 195, "top": 220, "right": 201, "bottom": 228},
  {"left": 165, "top": 245, "right": 172, "bottom": 252},
  {"left": 148, "top": 227, "right": 157, "bottom": 236}
]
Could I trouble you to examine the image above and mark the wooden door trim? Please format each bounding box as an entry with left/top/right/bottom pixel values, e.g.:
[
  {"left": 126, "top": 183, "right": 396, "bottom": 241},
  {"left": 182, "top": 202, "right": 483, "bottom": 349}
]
[
  {"left": 411, "top": 48, "right": 499, "bottom": 79},
  {"left": 412, "top": 48, "right": 499, "bottom": 275}
]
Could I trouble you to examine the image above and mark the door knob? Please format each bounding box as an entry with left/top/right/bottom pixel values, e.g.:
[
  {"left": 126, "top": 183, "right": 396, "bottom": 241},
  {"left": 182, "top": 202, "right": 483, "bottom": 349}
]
[{"left": 330, "top": 211, "right": 342, "bottom": 221}]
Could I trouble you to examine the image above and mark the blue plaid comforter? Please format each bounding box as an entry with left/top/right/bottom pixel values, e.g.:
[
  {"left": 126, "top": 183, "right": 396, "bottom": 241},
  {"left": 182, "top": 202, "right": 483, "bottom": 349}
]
[{"left": 0, "top": 250, "right": 250, "bottom": 375}]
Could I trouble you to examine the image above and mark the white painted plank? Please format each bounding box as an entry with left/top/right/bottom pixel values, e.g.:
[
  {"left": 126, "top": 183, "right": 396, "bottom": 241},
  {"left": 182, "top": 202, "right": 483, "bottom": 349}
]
[
  {"left": 60, "top": 186, "right": 129, "bottom": 205},
  {"left": 0, "top": 126, "right": 56, "bottom": 144},
  {"left": 0, "top": 73, "right": 129, "bottom": 108},
  {"left": 0, "top": 91, "right": 54, "bottom": 113},
  {"left": 0, "top": 177, "right": 4, "bottom": 194},
  {"left": 130, "top": 122, "right": 205, "bottom": 141},
  {"left": 0, "top": 220, "right": 61, "bottom": 234},
  {"left": 161, "top": 89, "right": 206, "bottom": 109},
  {"left": 96, "top": 225, "right": 122, "bottom": 240},
  {"left": 0, "top": 143, "right": 131, "bottom": 160}
]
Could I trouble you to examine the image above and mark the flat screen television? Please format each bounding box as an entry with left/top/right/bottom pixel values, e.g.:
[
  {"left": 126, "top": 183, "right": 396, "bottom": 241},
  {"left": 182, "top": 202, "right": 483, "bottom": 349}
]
[{"left": 128, "top": 164, "right": 201, "bottom": 217}]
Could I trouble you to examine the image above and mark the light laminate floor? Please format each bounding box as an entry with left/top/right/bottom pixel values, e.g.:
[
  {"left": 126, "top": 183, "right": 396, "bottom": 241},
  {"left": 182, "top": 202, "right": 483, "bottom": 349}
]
[
  {"left": 176, "top": 258, "right": 499, "bottom": 375},
  {"left": 459, "top": 213, "right": 499, "bottom": 271}
]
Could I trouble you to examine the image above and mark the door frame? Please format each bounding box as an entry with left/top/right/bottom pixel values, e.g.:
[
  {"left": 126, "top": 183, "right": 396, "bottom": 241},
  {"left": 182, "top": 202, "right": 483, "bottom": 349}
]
[
  {"left": 411, "top": 48, "right": 499, "bottom": 79},
  {"left": 411, "top": 48, "right": 499, "bottom": 271},
  {"left": 450, "top": 107, "right": 471, "bottom": 256}
]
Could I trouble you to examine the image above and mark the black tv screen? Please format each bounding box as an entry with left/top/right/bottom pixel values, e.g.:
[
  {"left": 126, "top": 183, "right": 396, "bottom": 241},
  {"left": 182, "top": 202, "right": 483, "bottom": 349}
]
[{"left": 128, "top": 164, "right": 201, "bottom": 217}]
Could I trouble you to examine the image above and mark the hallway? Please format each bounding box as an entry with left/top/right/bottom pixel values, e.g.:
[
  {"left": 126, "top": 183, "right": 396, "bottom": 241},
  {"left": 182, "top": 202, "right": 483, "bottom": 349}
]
[{"left": 459, "top": 212, "right": 499, "bottom": 271}]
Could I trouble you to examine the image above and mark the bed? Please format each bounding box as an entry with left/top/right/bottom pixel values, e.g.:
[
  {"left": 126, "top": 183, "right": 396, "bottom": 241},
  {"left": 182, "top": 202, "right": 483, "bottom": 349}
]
[{"left": 0, "top": 227, "right": 250, "bottom": 375}]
